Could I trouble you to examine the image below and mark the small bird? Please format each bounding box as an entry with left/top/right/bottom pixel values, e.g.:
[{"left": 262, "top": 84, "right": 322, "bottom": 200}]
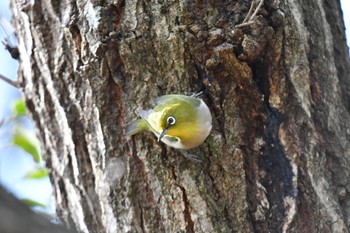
[{"left": 126, "top": 94, "right": 212, "bottom": 150}]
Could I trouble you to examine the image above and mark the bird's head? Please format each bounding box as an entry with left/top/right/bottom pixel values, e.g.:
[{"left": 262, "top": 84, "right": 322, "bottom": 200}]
[{"left": 156, "top": 101, "right": 198, "bottom": 142}]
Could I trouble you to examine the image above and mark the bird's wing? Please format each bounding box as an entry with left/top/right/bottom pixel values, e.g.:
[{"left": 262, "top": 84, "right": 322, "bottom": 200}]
[
  {"left": 139, "top": 109, "right": 162, "bottom": 134},
  {"left": 125, "top": 119, "right": 149, "bottom": 136},
  {"left": 154, "top": 94, "right": 201, "bottom": 107},
  {"left": 139, "top": 109, "right": 153, "bottom": 120},
  {"left": 154, "top": 95, "right": 178, "bottom": 105}
]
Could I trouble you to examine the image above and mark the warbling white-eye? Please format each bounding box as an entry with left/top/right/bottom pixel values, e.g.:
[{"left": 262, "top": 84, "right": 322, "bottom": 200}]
[{"left": 126, "top": 94, "right": 212, "bottom": 149}]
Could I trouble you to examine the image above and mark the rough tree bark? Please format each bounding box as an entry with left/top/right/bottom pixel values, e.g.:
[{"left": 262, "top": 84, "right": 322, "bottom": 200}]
[{"left": 10, "top": 0, "right": 350, "bottom": 232}]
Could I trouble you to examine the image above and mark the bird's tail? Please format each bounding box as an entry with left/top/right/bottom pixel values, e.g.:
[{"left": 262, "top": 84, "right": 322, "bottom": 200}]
[{"left": 126, "top": 119, "right": 149, "bottom": 136}]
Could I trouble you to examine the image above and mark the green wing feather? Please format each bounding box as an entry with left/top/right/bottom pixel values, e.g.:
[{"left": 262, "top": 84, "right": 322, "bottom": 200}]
[
  {"left": 126, "top": 119, "right": 149, "bottom": 136},
  {"left": 154, "top": 94, "right": 201, "bottom": 108}
]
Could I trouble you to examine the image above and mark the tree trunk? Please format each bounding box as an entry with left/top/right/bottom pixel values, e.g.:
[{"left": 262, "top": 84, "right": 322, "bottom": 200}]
[{"left": 10, "top": 0, "right": 350, "bottom": 232}]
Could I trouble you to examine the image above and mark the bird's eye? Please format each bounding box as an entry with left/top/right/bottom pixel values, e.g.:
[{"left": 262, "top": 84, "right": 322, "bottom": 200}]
[{"left": 167, "top": 116, "right": 176, "bottom": 126}]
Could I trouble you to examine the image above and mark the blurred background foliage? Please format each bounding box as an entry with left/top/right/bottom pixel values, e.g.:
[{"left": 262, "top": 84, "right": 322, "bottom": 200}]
[{"left": 0, "top": 98, "right": 53, "bottom": 214}]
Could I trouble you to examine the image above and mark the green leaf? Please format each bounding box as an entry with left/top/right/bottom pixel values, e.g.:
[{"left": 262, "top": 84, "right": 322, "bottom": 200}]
[
  {"left": 12, "top": 99, "right": 27, "bottom": 117},
  {"left": 25, "top": 167, "right": 48, "bottom": 179},
  {"left": 12, "top": 130, "right": 41, "bottom": 162},
  {"left": 22, "top": 198, "right": 46, "bottom": 208}
]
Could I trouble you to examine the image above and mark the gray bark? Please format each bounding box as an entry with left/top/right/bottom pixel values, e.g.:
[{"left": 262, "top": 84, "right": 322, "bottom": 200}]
[{"left": 9, "top": 0, "right": 350, "bottom": 232}]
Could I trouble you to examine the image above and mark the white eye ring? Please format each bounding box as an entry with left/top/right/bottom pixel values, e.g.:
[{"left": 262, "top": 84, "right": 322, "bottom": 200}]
[{"left": 167, "top": 116, "right": 176, "bottom": 126}]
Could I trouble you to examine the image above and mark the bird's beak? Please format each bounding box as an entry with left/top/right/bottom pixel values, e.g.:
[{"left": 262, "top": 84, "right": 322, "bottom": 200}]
[{"left": 157, "top": 129, "right": 168, "bottom": 142}]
